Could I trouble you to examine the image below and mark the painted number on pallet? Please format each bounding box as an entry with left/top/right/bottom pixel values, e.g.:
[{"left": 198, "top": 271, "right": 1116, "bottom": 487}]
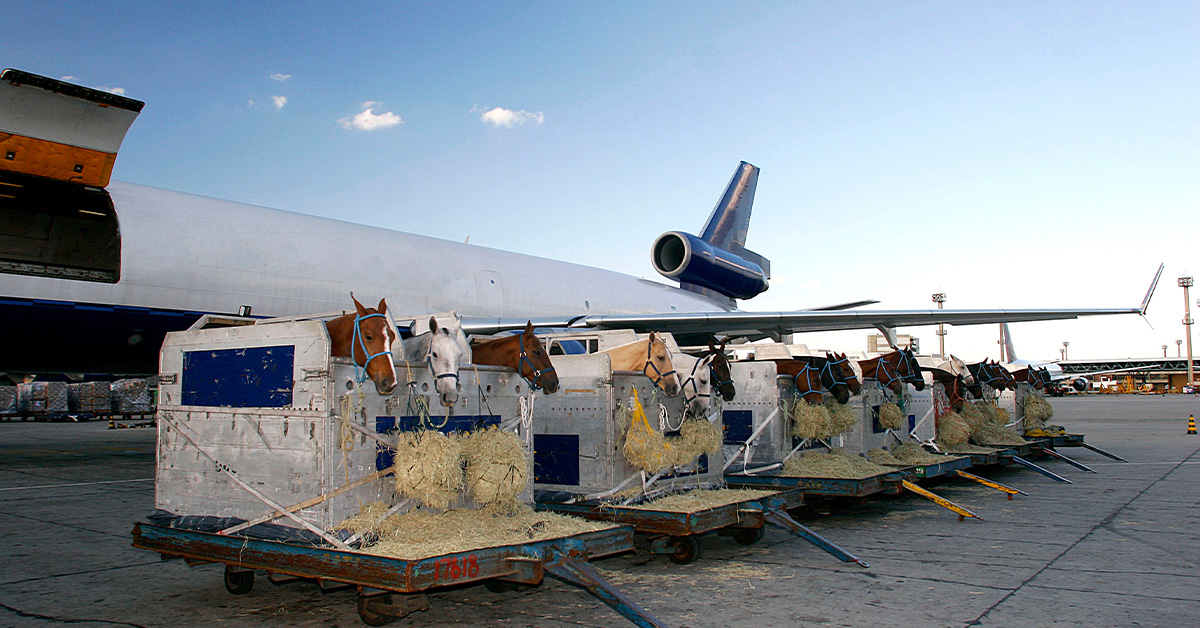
[{"left": 434, "top": 554, "right": 479, "bottom": 580}]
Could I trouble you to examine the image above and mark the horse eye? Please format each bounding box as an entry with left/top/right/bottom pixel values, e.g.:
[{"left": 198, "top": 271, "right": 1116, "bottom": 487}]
[{"left": 432, "top": 352, "right": 439, "bottom": 359}]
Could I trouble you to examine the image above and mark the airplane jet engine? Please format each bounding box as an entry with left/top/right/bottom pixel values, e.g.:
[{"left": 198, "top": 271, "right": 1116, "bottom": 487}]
[{"left": 651, "top": 231, "right": 769, "bottom": 300}]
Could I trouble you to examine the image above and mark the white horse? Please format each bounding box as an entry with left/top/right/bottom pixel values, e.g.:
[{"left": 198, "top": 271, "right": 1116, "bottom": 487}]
[
  {"left": 673, "top": 352, "right": 714, "bottom": 417},
  {"left": 403, "top": 312, "right": 470, "bottom": 406}
]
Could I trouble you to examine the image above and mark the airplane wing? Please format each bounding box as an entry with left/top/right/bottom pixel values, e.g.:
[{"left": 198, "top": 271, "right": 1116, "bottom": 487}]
[{"left": 462, "top": 306, "right": 1141, "bottom": 340}]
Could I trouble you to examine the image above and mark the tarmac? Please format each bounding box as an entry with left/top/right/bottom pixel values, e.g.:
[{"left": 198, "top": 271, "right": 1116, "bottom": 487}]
[{"left": 1, "top": 395, "right": 1198, "bottom": 628}]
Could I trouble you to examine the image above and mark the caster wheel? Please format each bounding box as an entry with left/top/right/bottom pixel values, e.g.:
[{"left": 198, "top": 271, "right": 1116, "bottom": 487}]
[
  {"left": 223, "top": 567, "right": 254, "bottom": 595},
  {"left": 357, "top": 595, "right": 397, "bottom": 626},
  {"left": 731, "top": 526, "right": 765, "bottom": 546},
  {"left": 667, "top": 535, "right": 702, "bottom": 565}
]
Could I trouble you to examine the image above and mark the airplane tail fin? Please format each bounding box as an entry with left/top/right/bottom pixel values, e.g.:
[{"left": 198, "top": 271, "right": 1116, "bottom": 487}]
[
  {"left": 1001, "top": 323, "right": 1018, "bottom": 363},
  {"left": 697, "top": 162, "right": 770, "bottom": 279}
]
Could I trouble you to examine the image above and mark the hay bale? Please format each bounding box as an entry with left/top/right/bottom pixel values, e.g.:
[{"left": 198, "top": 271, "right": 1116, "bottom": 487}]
[
  {"left": 781, "top": 448, "right": 890, "bottom": 479},
  {"left": 960, "top": 404, "right": 988, "bottom": 433},
  {"left": 791, "top": 401, "right": 831, "bottom": 439},
  {"left": 622, "top": 400, "right": 675, "bottom": 474},
  {"left": 392, "top": 430, "right": 463, "bottom": 509},
  {"left": 824, "top": 399, "right": 858, "bottom": 436},
  {"left": 878, "top": 402, "right": 905, "bottom": 430},
  {"left": 675, "top": 419, "right": 722, "bottom": 460},
  {"left": 971, "top": 421, "right": 1028, "bottom": 446},
  {"left": 461, "top": 427, "right": 530, "bottom": 505},
  {"left": 936, "top": 411, "right": 971, "bottom": 448},
  {"left": 1023, "top": 394, "right": 1054, "bottom": 429}
]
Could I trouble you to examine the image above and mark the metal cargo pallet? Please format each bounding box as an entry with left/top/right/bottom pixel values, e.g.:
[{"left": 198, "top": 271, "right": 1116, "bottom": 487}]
[
  {"left": 539, "top": 489, "right": 868, "bottom": 567},
  {"left": 892, "top": 455, "right": 974, "bottom": 480},
  {"left": 132, "top": 522, "right": 667, "bottom": 628},
  {"left": 724, "top": 469, "right": 904, "bottom": 498},
  {"left": 1036, "top": 433, "right": 1127, "bottom": 461}
]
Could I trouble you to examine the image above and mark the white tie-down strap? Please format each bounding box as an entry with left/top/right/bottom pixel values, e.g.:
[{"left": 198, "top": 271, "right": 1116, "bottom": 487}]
[
  {"left": 723, "top": 407, "right": 781, "bottom": 471},
  {"left": 910, "top": 405, "right": 935, "bottom": 441}
]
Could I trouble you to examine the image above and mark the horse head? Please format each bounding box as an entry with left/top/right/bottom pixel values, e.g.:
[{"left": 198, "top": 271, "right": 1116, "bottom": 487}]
[
  {"left": 812, "top": 356, "right": 850, "bottom": 404},
  {"left": 775, "top": 359, "right": 827, "bottom": 405},
  {"left": 518, "top": 322, "right": 558, "bottom": 394},
  {"left": 900, "top": 348, "right": 925, "bottom": 391},
  {"left": 705, "top": 339, "right": 736, "bottom": 402},
  {"left": 827, "top": 351, "right": 861, "bottom": 397},
  {"left": 645, "top": 332, "right": 681, "bottom": 396},
  {"left": 991, "top": 360, "right": 1017, "bottom": 390},
  {"left": 676, "top": 352, "right": 714, "bottom": 416},
  {"left": 326, "top": 295, "right": 398, "bottom": 396},
  {"left": 420, "top": 313, "right": 468, "bottom": 406}
]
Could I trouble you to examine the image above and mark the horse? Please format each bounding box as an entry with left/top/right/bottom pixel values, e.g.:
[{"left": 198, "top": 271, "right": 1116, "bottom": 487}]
[
  {"left": 325, "top": 295, "right": 398, "bottom": 395},
  {"left": 825, "top": 351, "right": 862, "bottom": 395},
  {"left": 773, "top": 353, "right": 856, "bottom": 404},
  {"left": 1010, "top": 366, "right": 1045, "bottom": 390},
  {"left": 403, "top": 312, "right": 471, "bottom": 406},
  {"left": 927, "top": 367, "right": 969, "bottom": 412},
  {"left": 686, "top": 339, "right": 735, "bottom": 402},
  {"left": 598, "top": 332, "right": 680, "bottom": 396},
  {"left": 859, "top": 348, "right": 924, "bottom": 395},
  {"left": 673, "top": 352, "right": 714, "bottom": 416},
  {"left": 968, "top": 359, "right": 1015, "bottom": 393},
  {"left": 469, "top": 322, "right": 559, "bottom": 394}
]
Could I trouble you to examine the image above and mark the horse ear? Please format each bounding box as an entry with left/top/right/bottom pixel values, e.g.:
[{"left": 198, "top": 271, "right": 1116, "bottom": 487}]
[
  {"left": 351, "top": 293, "right": 367, "bottom": 315},
  {"left": 525, "top": 321, "right": 534, "bottom": 335},
  {"left": 376, "top": 298, "right": 387, "bottom": 314},
  {"left": 428, "top": 316, "right": 437, "bottom": 334}
]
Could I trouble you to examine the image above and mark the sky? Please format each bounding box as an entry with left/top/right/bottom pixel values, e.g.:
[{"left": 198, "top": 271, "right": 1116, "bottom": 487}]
[{"left": 7, "top": 1, "right": 1199, "bottom": 361}]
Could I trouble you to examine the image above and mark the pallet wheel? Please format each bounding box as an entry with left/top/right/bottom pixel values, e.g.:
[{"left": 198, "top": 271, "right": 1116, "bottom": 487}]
[
  {"left": 223, "top": 566, "right": 254, "bottom": 595},
  {"left": 730, "top": 526, "right": 765, "bottom": 546},
  {"left": 667, "top": 535, "right": 702, "bottom": 565},
  {"left": 357, "top": 594, "right": 398, "bottom": 626}
]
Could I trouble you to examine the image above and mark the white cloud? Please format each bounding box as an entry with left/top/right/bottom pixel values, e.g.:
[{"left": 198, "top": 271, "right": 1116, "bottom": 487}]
[
  {"left": 247, "top": 99, "right": 256, "bottom": 108},
  {"left": 60, "top": 75, "right": 77, "bottom": 81},
  {"left": 270, "top": 73, "right": 291, "bottom": 82},
  {"left": 339, "top": 101, "right": 403, "bottom": 131},
  {"left": 272, "top": 95, "right": 287, "bottom": 109},
  {"left": 97, "top": 86, "right": 125, "bottom": 95},
  {"left": 474, "top": 105, "right": 545, "bottom": 128}
]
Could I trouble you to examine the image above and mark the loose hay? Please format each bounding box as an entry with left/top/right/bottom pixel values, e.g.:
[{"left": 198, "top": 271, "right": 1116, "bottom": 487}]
[
  {"left": 893, "top": 442, "right": 961, "bottom": 465},
  {"left": 936, "top": 411, "right": 971, "bottom": 448},
  {"left": 878, "top": 402, "right": 905, "bottom": 430},
  {"left": 461, "top": 427, "right": 529, "bottom": 505},
  {"left": 671, "top": 419, "right": 722, "bottom": 465},
  {"left": 623, "top": 488, "right": 778, "bottom": 512},
  {"left": 943, "top": 443, "right": 1002, "bottom": 454},
  {"left": 339, "top": 502, "right": 613, "bottom": 561},
  {"left": 791, "top": 401, "right": 832, "bottom": 439},
  {"left": 867, "top": 447, "right": 905, "bottom": 465},
  {"left": 393, "top": 430, "right": 463, "bottom": 509},
  {"left": 781, "top": 448, "right": 891, "bottom": 479},
  {"left": 959, "top": 404, "right": 988, "bottom": 433}
]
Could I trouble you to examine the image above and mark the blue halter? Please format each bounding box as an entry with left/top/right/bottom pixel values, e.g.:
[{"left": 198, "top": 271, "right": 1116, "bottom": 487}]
[
  {"left": 352, "top": 312, "right": 393, "bottom": 383},
  {"left": 820, "top": 354, "right": 850, "bottom": 390},
  {"left": 517, "top": 333, "right": 555, "bottom": 390}
]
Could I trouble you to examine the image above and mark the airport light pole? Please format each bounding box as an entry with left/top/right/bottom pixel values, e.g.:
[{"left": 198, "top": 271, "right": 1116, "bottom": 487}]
[
  {"left": 1181, "top": 276, "right": 1194, "bottom": 387},
  {"left": 1178, "top": 339, "right": 1183, "bottom": 357},
  {"left": 1062, "top": 341, "right": 1069, "bottom": 361},
  {"left": 932, "top": 293, "right": 946, "bottom": 358},
  {"left": 1163, "top": 345, "right": 1168, "bottom": 358}
]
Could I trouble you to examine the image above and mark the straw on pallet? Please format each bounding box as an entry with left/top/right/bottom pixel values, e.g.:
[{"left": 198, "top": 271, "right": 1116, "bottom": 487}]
[
  {"left": 1023, "top": 394, "right": 1054, "bottom": 430},
  {"left": 623, "top": 488, "right": 778, "bottom": 513},
  {"left": 338, "top": 502, "right": 613, "bottom": 561},
  {"left": 781, "top": 448, "right": 891, "bottom": 479},
  {"left": 893, "top": 442, "right": 959, "bottom": 465},
  {"left": 936, "top": 411, "right": 971, "bottom": 448}
]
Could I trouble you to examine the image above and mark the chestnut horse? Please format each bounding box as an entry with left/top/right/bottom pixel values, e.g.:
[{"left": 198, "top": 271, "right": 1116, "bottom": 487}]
[
  {"left": 599, "top": 332, "right": 680, "bottom": 396},
  {"left": 686, "top": 339, "right": 736, "bottom": 402},
  {"left": 774, "top": 353, "right": 857, "bottom": 404},
  {"left": 1010, "top": 366, "right": 1046, "bottom": 390},
  {"left": 325, "top": 295, "right": 398, "bottom": 395},
  {"left": 470, "top": 322, "right": 559, "bottom": 394},
  {"left": 968, "top": 360, "right": 1015, "bottom": 392},
  {"left": 928, "top": 368, "right": 968, "bottom": 412},
  {"left": 859, "top": 348, "right": 924, "bottom": 395}
]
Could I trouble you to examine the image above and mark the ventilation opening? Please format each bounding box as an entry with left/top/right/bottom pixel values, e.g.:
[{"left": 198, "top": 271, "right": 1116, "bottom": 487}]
[{"left": 0, "top": 171, "right": 120, "bottom": 283}]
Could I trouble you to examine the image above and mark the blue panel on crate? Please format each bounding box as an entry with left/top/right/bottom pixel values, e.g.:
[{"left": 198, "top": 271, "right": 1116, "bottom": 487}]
[
  {"left": 534, "top": 434, "right": 579, "bottom": 486},
  {"left": 871, "top": 405, "right": 885, "bottom": 433},
  {"left": 908, "top": 414, "right": 916, "bottom": 433},
  {"left": 392, "top": 415, "right": 500, "bottom": 434},
  {"left": 182, "top": 345, "right": 294, "bottom": 408},
  {"left": 723, "top": 410, "right": 753, "bottom": 445},
  {"left": 376, "top": 416, "right": 396, "bottom": 470}
]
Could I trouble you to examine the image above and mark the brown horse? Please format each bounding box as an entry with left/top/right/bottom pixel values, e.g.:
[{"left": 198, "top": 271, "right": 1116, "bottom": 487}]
[
  {"left": 1010, "top": 366, "right": 1045, "bottom": 390},
  {"left": 928, "top": 368, "right": 968, "bottom": 412},
  {"left": 687, "top": 339, "right": 736, "bottom": 402},
  {"left": 825, "top": 351, "right": 862, "bottom": 395},
  {"left": 470, "top": 322, "right": 559, "bottom": 394},
  {"left": 773, "top": 354, "right": 855, "bottom": 404},
  {"left": 599, "top": 332, "right": 680, "bottom": 396},
  {"left": 859, "top": 348, "right": 924, "bottom": 395},
  {"left": 325, "top": 295, "right": 398, "bottom": 395},
  {"left": 968, "top": 360, "right": 1016, "bottom": 392}
]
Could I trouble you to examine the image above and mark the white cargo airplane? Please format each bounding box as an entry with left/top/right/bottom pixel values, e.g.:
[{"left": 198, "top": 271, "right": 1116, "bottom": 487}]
[
  {"left": 997, "top": 320, "right": 1160, "bottom": 393},
  {"left": 0, "top": 69, "right": 1155, "bottom": 375}
]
